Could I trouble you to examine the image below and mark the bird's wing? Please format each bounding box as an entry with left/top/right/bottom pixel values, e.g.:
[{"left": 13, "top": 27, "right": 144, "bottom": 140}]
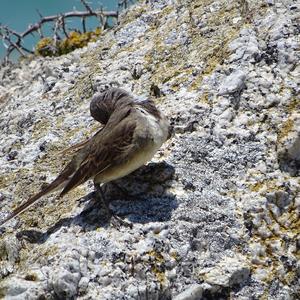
[
  {"left": 58, "top": 126, "right": 104, "bottom": 156},
  {"left": 60, "top": 108, "right": 139, "bottom": 196},
  {"left": 0, "top": 108, "right": 138, "bottom": 226},
  {"left": 58, "top": 139, "right": 90, "bottom": 156}
]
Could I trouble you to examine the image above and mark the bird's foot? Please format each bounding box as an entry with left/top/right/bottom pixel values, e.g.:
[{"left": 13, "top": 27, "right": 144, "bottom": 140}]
[{"left": 94, "top": 183, "right": 132, "bottom": 228}]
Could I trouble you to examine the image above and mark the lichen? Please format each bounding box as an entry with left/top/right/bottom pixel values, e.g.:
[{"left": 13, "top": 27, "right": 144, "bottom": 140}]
[
  {"left": 287, "top": 97, "right": 300, "bottom": 113},
  {"left": 248, "top": 179, "right": 279, "bottom": 193},
  {"left": 277, "top": 118, "right": 294, "bottom": 142},
  {"left": 147, "top": 250, "right": 167, "bottom": 284},
  {"left": 245, "top": 184, "right": 299, "bottom": 292},
  {"left": 119, "top": 5, "right": 148, "bottom": 25},
  {"left": 143, "top": 0, "right": 241, "bottom": 93},
  {"left": 35, "top": 37, "right": 54, "bottom": 57},
  {"left": 35, "top": 28, "right": 102, "bottom": 57}
]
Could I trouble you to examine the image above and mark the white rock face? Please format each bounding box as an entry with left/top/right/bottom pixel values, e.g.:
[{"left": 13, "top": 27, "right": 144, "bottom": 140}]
[
  {"left": 203, "top": 255, "right": 250, "bottom": 287},
  {"left": 0, "top": 0, "right": 299, "bottom": 299},
  {"left": 218, "top": 70, "right": 247, "bottom": 95},
  {"left": 277, "top": 113, "right": 300, "bottom": 161},
  {"left": 173, "top": 284, "right": 203, "bottom": 300}
]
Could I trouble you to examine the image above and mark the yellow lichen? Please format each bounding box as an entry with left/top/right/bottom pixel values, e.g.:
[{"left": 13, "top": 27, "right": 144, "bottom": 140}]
[
  {"left": 198, "top": 92, "right": 210, "bottom": 104},
  {"left": 277, "top": 118, "right": 294, "bottom": 142},
  {"left": 248, "top": 179, "right": 280, "bottom": 193},
  {"left": 147, "top": 250, "right": 166, "bottom": 284},
  {"left": 32, "top": 120, "right": 51, "bottom": 139},
  {"left": 35, "top": 37, "right": 55, "bottom": 57},
  {"left": 143, "top": 0, "right": 241, "bottom": 93},
  {"left": 35, "top": 28, "right": 102, "bottom": 57},
  {"left": 287, "top": 97, "right": 300, "bottom": 113}
]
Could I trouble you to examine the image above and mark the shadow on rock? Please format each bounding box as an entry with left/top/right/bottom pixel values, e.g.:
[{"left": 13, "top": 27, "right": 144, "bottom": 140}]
[
  {"left": 278, "top": 155, "right": 300, "bottom": 177},
  {"left": 16, "top": 161, "right": 177, "bottom": 244}
]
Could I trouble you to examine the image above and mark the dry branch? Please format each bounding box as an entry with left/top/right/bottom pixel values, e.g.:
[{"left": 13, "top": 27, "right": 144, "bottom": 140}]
[
  {"left": 118, "top": 0, "right": 135, "bottom": 9},
  {"left": 0, "top": 0, "right": 133, "bottom": 65}
]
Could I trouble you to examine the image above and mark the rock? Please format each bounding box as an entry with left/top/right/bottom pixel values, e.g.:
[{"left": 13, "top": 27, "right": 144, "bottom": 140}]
[
  {"left": 277, "top": 112, "right": 300, "bottom": 175},
  {"left": 2, "top": 278, "right": 37, "bottom": 297},
  {"left": 228, "top": 29, "right": 259, "bottom": 62},
  {"left": 0, "top": 236, "right": 21, "bottom": 277},
  {"left": 78, "top": 276, "right": 89, "bottom": 292},
  {"left": 0, "top": 0, "right": 299, "bottom": 298},
  {"left": 218, "top": 70, "right": 247, "bottom": 95},
  {"left": 277, "top": 113, "right": 300, "bottom": 161},
  {"left": 174, "top": 284, "right": 203, "bottom": 300},
  {"left": 266, "top": 190, "right": 291, "bottom": 209},
  {"left": 52, "top": 269, "right": 81, "bottom": 299},
  {"left": 203, "top": 255, "right": 250, "bottom": 287},
  {"left": 7, "top": 150, "right": 18, "bottom": 161}
]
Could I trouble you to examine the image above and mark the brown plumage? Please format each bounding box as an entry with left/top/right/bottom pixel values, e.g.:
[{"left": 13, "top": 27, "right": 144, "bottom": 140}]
[{"left": 0, "top": 88, "right": 172, "bottom": 226}]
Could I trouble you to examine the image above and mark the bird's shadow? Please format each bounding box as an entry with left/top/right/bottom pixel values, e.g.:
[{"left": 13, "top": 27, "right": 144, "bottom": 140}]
[{"left": 16, "top": 161, "right": 177, "bottom": 244}]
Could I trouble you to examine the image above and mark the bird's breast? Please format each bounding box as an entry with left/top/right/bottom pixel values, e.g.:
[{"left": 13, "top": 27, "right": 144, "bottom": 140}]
[
  {"left": 136, "top": 107, "right": 169, "bottom": 145},
  {"left": 94, "top": 108, "right": 169, "bottom": 184},
  {"left": 94, "top": 141, "right": 161, "bottom": 184}
]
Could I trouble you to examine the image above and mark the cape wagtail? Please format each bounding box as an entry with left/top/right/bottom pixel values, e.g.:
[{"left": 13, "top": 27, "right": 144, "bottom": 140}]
[{"left": 0, "top": 88, "right": 172, "bottom": 226}]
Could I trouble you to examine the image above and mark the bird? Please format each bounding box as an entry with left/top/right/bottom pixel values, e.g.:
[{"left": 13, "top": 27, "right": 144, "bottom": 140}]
[{"left": 0, "top": 88, "right": 172, "bottom": 227}]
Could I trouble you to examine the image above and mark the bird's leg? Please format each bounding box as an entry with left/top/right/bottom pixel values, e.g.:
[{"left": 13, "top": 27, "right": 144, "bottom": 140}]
[
  {"left": 94, "top": 183, "right": 132, "bottom": 228},
  {"left": 93, "top": 183, "right": 111, "bottom": 214}
]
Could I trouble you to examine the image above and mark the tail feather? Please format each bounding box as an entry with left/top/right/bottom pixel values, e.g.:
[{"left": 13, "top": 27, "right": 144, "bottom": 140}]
[
  {"left": 0, "top": 126, "right": 99, "bottom": 227},
  {"left": 0, "top": 175, "right": 68, "bottom": 227}
]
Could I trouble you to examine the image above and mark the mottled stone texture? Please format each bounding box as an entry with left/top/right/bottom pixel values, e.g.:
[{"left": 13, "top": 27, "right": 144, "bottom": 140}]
[{"left": 0, "top": 0, "right": 299, "bottom": 299}]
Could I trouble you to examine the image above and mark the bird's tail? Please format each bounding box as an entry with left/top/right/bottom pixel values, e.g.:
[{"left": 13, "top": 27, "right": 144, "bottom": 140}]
[
  {"left": 0, "top": 152, "right": 85, "bottom": 227},
  {"left": 0, "top": 134, "right": 93, "bottom": 227},
  {"left": 0, "top": 175, "right": 68, "bottom": 227}
]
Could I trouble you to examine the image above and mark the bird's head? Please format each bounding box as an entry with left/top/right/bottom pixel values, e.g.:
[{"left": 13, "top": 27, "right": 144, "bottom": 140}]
[{"left": 90, "top": 88, "right": 133, "bottom": 125}]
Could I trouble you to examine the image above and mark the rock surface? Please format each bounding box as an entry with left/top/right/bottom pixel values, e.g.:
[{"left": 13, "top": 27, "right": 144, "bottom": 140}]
[{"left": 0, "top": 0, "right": 299, "bottom": 299}]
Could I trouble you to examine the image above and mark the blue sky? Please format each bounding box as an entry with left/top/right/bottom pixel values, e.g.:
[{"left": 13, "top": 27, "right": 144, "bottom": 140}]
[{"left": 0, "top": 0, "right": 119, "bottom": 60}]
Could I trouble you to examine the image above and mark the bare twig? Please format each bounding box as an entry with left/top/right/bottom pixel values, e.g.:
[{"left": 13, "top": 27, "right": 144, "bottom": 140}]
[
  {"left": 82, "top": 17, "right": 87, "bottom": 33},
  {"left": 0, "top": 26, "right": 34, "bottom": 55},
  {"left": 118, "top": 0, "right": 134, "bottom": 10},
  {"left": 0, "top": 0, "right": 133, "bottom": 64},
  {"left": 61, "top": 15, "right": 69, "bottom": 38},
  {"left": 21, "top": 10, "right": 117, "bottom": 38},
  {"left": 103, "top": 16, "right": 108, "bottom": 30},
  {"left": 80, "top": 0, "right": 94, "bottom": 14},
  {"left": 52, "top": 19, "right": 61, "bottom": 55},
  {"left": 37, "top": 27, "right": 44, "bottom": 38},
  {"left": 36, "top": 9, "right": 43, "bottom": 19}
]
